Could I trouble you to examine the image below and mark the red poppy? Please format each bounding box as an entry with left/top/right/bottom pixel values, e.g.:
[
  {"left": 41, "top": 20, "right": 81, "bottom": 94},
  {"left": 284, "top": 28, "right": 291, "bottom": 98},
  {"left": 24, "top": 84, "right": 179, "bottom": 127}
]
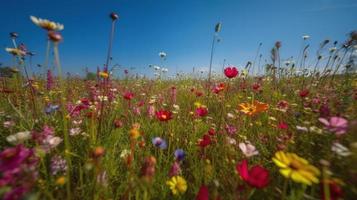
[
  {"left": 299, "top": 89, "right": 309, "bottom": 98},
  {"left": 224, "top": 66, "right": 239, "bottom": 78},
  {"left": 196, "top": 185, "right": 209, "bottom": 200},
  {"left": 198, "top": 134, "right": 211, "bottom": 148},
  {"left": 236, "top": 159, "right": 269, "bottom": 189},
  {"left": 252, "top": 82, "right": 261, "bottom": 91},
  {"left": 123, "top": 91, "right": 134, "bottom": 100},
  {"left": 155, "top": 110, "right": 173, "bottom": 122},
  {"left": 277, "top": 122, "right": 288, "bottom": 130},
  {"left": 195, "top": 106, "right": 208, "bottom": 117}
]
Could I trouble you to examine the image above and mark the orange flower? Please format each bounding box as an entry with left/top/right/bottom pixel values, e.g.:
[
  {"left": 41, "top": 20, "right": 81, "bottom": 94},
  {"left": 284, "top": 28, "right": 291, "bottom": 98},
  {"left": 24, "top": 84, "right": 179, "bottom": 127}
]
[{"left": 238, "top": 101, "right": 269, "bottom": 116}]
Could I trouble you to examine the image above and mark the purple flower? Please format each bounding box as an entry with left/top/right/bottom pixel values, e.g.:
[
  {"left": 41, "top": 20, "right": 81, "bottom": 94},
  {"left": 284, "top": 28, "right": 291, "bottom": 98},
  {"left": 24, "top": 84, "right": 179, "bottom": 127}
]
[
  {"left": 152, "top": 137, "right": 167, "bottom": 149},
  {"left": 0, "top": 145, "right": 39, "bottom": 200},
  {"left": 50, "top": 155, "right": 67, "bottom": 175},
  {"left": 225, "top": 124, "right": 237, "bottom": 135},
  {"left": 174, "top": 149, "right": 185, "bottom": 161},
  {"left": 46, "top": 70, "right": 54, "bottom": 90},
  {"left": 168, "top": 161, "right": 181, "bottom": 177},
  {"left": 0, "top": 145, "right": 31, "bottom": 172},
  {"left": 319, "top": 117, "right": 348, "bottom": 135},
  {"left": 45, "top": 104, "right": 59, "bottom": 114}
]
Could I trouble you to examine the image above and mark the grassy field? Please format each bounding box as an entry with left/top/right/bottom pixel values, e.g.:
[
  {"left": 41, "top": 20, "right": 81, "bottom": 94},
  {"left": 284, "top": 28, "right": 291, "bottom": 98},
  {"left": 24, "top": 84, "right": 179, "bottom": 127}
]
[{"left": 0, "top": 15, "right": 356, "bottom": 200}]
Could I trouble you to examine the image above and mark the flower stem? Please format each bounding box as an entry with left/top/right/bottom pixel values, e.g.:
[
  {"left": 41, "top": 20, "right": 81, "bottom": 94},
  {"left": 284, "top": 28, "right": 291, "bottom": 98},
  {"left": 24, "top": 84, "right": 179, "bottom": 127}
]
[{"left": 53, "top": 42, "right": 72, "bottom": 200}]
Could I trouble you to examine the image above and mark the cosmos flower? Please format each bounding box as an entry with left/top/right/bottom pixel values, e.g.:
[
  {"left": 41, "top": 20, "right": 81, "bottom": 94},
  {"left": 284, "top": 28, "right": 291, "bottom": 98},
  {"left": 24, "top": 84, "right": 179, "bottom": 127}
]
[
  {"left": 238, "top": 101, "right": 269, "bottom": 116},
  {"left": 224, "top": 66, "right": 239, "bottom": 78},
  {"left": 331, "top": 142, "right": 351, "bottom": 157},
  {"left": 236, "top": 159, "right": 270, "bottom": 189},
  {"left": 30, "top": 16, "right": 64, "bottom": 31},
  {"left": 196, "top": 185, "right": 209, "bottom": 200},
  {"left": 195, "top": 106, "right": 208, "bottom": 117},
  {"left": 239, "top": 142, "right": 259, "bottom": 157},
  {"left": 198, "top": 134, "right": 212, "bottom": 148},
  {"left": 155, "top": 110, "right": 173, "bottom": 122},
  {"left": 272, "top": 151, "right": 320, "bottom": 185},
  {"left": 166, "top": 176, "right": 187, "bottom": 195},
  {"left": 152, "top": 137, "right": 167, "bottom": 149},
  {"left": 319, "top": 117, "right": 348, "bottom": 135}
]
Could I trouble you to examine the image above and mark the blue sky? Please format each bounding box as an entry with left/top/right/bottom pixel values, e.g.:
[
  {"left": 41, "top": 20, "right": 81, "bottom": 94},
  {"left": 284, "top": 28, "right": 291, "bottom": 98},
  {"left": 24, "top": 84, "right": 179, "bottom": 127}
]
[{"left": 0, "top": 0, "right": 356, "bottom": 76}]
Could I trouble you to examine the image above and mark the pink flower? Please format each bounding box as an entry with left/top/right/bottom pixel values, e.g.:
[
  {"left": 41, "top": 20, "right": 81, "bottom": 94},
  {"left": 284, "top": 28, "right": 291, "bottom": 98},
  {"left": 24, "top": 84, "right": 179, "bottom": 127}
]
[
  {"left": 319, "top": 117, "right": 348, "bottom": 135},
  {"left": 195, "top": 106, "right": 208, "bottom": 117},
  {"left": 236, "top": 159, "right": 270, "bottom": 189},
  {"left": 239, "top": 142, "right": 259, "bottom": 157}
]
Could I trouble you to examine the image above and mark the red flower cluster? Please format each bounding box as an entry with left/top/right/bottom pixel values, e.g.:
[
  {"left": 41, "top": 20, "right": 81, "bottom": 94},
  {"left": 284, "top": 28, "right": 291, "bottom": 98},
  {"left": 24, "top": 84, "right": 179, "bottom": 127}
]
[
  {"left": 224, "top": 66, "right": 238, "bottom": 78},
  {"left": 155, "top": 110, "right": 173, "bottom": 122},
  {"left": 236, "top": 159, "right": 269, "bottom": 189}
]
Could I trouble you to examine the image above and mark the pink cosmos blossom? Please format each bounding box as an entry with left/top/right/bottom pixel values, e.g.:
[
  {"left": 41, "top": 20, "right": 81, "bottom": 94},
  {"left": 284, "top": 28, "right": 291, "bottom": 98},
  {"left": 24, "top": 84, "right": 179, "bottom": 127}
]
[
  {"left": 319, "top": 117, "right": 348, "bottom": 135},
  {"left": 239, "top": 142, "right": 259, "bottom": 157}
]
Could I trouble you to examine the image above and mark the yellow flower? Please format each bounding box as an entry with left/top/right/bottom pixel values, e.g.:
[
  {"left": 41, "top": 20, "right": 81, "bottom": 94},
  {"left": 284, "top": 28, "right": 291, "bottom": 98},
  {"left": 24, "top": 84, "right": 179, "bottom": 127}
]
[
  {"left": 99, "top": 72, "right": 109, "bottom": 78},
  {"left": 272, "top": 151, "right": 320, "bottom": 185},
  {"left": 30, "top": 16, "right": 64, "bottom": 31},
  {"left": 5, "top": 48, "right": 26, "bottom": 56},
  {"left": 55, "top": 176, "right": 66, "bottom": 185},
  {"left": 194, "top": 102, "right": 202, "bottom": 108},
  {"left": 238, "top": 101, "right": 269, "bottom": 116},
  {"left": 129, "top": 123, "right": 141, "bottom": 139},
  {"left": 166, "top": 176, "right": 187, "bottom": 195}
]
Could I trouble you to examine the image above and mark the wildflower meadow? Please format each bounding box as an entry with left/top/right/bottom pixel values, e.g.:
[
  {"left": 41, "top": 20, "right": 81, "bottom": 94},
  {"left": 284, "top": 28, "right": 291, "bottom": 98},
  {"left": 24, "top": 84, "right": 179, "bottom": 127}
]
[{"left": 0, "top": 6, "right": 357, "bottom": 200}]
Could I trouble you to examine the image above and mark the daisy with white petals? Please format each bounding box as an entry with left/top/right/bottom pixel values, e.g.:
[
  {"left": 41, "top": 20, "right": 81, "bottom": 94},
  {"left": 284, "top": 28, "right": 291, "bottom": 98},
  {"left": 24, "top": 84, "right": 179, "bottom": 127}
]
[{"left": 30, "top": 16, "right": 64, "bottom": 31}]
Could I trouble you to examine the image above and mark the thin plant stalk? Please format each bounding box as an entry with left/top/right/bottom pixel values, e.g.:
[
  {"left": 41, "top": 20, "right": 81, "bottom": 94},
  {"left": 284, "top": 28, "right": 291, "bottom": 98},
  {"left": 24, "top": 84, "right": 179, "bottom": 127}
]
[{"left": 53, "top": 42, "right": 72, "bottom": 200}]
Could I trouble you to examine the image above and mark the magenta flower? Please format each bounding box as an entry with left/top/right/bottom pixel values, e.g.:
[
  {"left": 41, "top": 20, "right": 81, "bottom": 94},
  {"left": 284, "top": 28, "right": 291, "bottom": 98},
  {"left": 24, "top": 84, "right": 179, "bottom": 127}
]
[{"left": 319, "top": 117, "right": 348, "bottom": 135}]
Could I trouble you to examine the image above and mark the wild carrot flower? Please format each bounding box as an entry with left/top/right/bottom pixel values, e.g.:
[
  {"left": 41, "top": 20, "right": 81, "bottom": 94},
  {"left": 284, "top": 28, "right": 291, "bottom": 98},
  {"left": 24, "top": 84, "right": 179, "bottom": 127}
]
[
  {"left": 238, "top": 101, "right": 269, "bottom": 116},
  {"left": 236, "top": 159, "right": 270, "bottom": 189},
  {"left": 30, "top": 16, "right": 64, "bottom": 31},
  {"left": 239, "top": 142, "right": 259, "bottom": 157},
  {"left": 6, "top": 131, "right": 31, "bottom": 144},
  {"left": 319, "top": 117, "right": 348, "bottom": 135},
  {"left": 272, "top": 151, "right": 320, "bottom": 185},
  {"left": 166, "top": 176, "right": 187, "bottom": 195},
  {"left": 224, "top": 66, "right": 238, "bottom": 78}
]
